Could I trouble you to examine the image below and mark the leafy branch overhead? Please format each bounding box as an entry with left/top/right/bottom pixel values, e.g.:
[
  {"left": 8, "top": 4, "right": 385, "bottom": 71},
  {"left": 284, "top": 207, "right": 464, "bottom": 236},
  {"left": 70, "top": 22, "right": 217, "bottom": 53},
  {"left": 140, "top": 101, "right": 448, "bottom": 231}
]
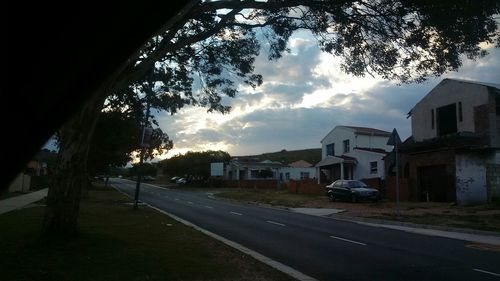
[{"left": 105, "top": 0, "right": 499, "bottom": 160}]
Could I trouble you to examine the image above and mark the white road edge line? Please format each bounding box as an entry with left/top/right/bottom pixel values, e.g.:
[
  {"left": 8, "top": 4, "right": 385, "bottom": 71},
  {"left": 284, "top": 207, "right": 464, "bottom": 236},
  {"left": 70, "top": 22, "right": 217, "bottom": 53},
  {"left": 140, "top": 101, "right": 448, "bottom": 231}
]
[
  {"left": 266, "top": 220, "right": 286, "bottom": 227},
  {"left": 329, "top": 235, "right": 367, "bottom": 246},
  {"left": 473, "top": 269, "right": 500, "bottom": 277},
  {"left": 205, "top": 206, "right": 213, "bottom": 209},
  {"left": 111, "top": 184, "right": 318, "bottom": 281},
  {"left": 187, "top": 201, "right": 194, "bottom": 204},
  {"left": 230, "top": 211, "right": 243, "bottom": 216},
  {"left": 175, "top": 198, "right": 180, "bottom": 201}
]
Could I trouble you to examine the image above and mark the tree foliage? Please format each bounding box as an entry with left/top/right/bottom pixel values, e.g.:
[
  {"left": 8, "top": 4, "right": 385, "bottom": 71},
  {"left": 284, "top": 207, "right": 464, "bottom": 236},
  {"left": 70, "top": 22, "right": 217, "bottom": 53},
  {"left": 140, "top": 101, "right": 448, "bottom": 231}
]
[
  {"left": 46, "top": 0, "right": 500, "bottom": 234},
  {"left": 159, "top": 150, "right": 231, "bottom": 179}
]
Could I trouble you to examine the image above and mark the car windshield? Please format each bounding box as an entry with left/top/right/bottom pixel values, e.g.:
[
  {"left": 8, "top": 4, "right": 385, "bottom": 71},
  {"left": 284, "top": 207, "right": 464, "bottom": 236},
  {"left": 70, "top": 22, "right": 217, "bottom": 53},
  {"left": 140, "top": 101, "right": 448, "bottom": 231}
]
[{"left": 348, "top": 181, "right": 367, "bottom": 188}]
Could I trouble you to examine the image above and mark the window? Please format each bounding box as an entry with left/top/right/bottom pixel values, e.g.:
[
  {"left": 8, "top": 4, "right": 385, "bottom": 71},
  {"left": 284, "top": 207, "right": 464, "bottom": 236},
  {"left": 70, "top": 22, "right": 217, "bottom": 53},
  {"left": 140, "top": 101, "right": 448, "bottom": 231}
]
[
  {"left": 343, "top": 139, "right": 350, "bottom": 153},
  {"left": 458, "top": 102, "right": 463, "bottom": 122},
  {"left": 300, "top": 172, "right": 310, "bottom": 179},
  {"left": 250, "top": 169, "right": 260, "bottom": 178},
  {"left": 370, "top": 161, "right": 378, "bottom": 174},
  {"left": 285, "top": 172, "right": 290, "bottom": 180},
  {"left": 431, "top": 109, "right": 435, "bottom": 129},
  {"left": 437, "top": 103, "right": 457, "bottom": 136},
  {"left": 326, "top": 143, "right": 335, "bottom": 156}
]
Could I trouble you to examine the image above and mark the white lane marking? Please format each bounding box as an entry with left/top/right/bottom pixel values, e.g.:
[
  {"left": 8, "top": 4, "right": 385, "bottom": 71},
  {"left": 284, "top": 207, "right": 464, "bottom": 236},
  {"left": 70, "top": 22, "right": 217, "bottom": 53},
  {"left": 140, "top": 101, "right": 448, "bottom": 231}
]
[
  {"left": 230, "top": 211, "right": 243, "bottom": 216},
  {"left": 175, "top": 198, "right": 180, "bottom": 201},
  {"left": 473, "top": 269, "right": 500, "bottom": 277},
  {"left": 187, "top": 201, "right": 193, "bottom": 204},
  {"left": 111, "top": 183, "right": 318, "bottom": 281},
  {"left": 329, "top": 235, "right": 367, "bottom": 246},
  {"left": 205, "top": 206, "right": 213, "bottom": 209},
  {"left": 266, "top": 220, "right": 286, "bottom": 227}
]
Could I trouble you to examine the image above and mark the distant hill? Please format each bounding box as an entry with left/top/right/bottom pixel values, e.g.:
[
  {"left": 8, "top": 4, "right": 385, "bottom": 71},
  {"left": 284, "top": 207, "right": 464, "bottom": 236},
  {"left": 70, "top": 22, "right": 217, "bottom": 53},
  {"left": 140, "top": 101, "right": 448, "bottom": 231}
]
[{"left": 235, "top": 148, "right": 321, "bottom": 165}]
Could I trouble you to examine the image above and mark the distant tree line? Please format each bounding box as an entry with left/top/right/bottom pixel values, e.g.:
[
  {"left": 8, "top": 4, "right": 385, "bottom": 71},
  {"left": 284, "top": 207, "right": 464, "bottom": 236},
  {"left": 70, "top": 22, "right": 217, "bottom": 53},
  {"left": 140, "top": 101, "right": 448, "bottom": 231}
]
[{"left": 159, "top": 150, "right": 230, "bottom": 180}]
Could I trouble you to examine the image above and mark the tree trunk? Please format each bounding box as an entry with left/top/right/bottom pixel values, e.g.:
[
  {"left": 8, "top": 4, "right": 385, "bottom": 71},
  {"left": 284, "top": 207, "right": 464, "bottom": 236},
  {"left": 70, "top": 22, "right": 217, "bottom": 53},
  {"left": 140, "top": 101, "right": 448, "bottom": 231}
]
[{"left": 43, "top": 93, "right": 105, "bottom": 235}]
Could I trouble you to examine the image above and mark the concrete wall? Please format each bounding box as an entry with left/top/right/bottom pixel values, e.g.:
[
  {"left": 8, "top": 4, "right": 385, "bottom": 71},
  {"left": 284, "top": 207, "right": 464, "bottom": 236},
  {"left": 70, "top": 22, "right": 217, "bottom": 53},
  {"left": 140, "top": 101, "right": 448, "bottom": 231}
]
[
  {"left": 455, "top": 153, "right": 488, "bottom": 204},
  {"left": 411, "top": 80, "right": 490, "bottom": 141}
]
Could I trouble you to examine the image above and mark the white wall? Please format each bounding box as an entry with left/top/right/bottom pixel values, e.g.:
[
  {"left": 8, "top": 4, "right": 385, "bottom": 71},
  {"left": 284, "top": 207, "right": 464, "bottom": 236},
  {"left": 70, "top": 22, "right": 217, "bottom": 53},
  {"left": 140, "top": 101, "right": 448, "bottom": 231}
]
[
  {"left": 321, "top": 126, "right": 354, "bottom": 158},
  {"left": 455, "top": 153, "right": 488, "bottom": 204},
  {"left": 411, "top": 80, "right": 490, "bottom": 142},
  {"left": 348, "top": 150, "right": 386, "bottom": 180},
  {"left": 280, "top": 167, "right": 317, "bottom": 181},
  {"left": 355, "top": 134, "right": 392, "bottom": 152}
]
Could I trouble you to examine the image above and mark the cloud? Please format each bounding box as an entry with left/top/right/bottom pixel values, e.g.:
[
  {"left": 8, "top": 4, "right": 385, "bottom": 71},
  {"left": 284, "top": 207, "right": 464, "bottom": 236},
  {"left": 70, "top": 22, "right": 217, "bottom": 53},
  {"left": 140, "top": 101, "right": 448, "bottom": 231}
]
[{"left": 153, "top": 39, "right": 500, "bottom": 160}]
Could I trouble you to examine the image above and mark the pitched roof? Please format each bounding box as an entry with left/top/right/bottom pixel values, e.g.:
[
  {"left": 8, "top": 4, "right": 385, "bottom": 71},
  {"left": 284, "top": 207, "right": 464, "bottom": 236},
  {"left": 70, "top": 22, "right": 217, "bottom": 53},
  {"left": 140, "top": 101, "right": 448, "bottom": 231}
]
[
  {"left": 354, "top": 147, "right": 388, "bottom": 154},
  {"left": 341, "top": 126, "right": 391, "bottom": 136},
  {"left": 321, "top": 125, "right": 391, "bottom": 142},
  {"left": 288, "top": 160, "right": 313, "bottom": 168},
  {"left": 315, "top": 155, "right": 357, "bottom": 167}
]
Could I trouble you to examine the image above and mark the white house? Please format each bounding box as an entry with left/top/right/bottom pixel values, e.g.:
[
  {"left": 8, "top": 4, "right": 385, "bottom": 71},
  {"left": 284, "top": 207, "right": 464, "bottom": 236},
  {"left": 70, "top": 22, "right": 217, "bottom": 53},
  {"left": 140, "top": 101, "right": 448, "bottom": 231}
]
[
  {"left": 279, "top": 160, "right": 317, "bottom": 182},
  {"left": 316, "top": 125, "right": 391, "bottom": 184},
  {"left": 402, "top": 78, "right": 500, "bottom": 204}
]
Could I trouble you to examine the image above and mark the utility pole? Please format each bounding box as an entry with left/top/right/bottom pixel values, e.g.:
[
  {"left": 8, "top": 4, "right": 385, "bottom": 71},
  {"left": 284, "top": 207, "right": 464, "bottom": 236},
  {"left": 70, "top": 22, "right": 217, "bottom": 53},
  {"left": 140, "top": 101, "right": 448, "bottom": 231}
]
[
  {"left": 387, "top": 128, "right": 402, "bottom": 216},
  {"left": 134, "top": 100, "right": 151, "bottom": 210}
]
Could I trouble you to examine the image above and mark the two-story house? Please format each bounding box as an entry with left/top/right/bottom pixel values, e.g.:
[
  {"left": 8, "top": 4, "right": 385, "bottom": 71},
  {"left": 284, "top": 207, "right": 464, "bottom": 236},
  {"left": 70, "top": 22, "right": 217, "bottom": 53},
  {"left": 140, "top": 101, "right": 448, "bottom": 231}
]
[
  {"left": 316, "top": 125, "right": 392, "bottom": 186},
  {"left": 402, "top": 78, "right": 500, "bottom": 204}
]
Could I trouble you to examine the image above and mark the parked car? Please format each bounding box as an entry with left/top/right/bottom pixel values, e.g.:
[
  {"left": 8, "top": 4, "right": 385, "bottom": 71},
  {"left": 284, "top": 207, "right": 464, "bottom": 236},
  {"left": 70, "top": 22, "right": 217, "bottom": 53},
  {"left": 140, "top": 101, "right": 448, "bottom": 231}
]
[
  {"left": 326, "top": 180, "right": 379, "bottom": 203},
  {"left": 170, "top": 176, "right": 180, "bottom": 183},
  {"left": 142, "top": 175, "right": 156, "bottom": 182},
  {"left": 176, "top": 178, "right": 187, "bottom": 185}
]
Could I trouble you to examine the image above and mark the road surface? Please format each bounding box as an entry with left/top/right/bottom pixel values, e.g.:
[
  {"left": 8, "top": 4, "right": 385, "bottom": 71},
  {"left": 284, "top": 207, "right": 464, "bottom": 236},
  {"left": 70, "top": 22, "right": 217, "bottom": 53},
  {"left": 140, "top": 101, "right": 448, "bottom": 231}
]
[{"left": 111, "top": 178, "right": 500, "bottom": 281}]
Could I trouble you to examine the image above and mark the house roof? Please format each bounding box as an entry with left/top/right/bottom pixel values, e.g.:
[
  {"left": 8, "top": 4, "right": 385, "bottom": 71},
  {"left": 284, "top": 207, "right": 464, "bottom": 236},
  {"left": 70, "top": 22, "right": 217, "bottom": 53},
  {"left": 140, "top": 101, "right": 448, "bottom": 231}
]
[
  {"left": 342, "top": 126, "right": 391, "bottom": 136},
  {"left": 354, "top": 147, "right": 387, "bottom": 154},
  {"left": 321, "top": 125, "right": 391, "bottom": 142},
  {"left": 407, "top": 78, "right": 500, "bottom": 116},
  {"left": 288, "top": 160, "right": 313, "bottom": 168},
  {"left": 315, "top": 155, "right": 357, "bottom": 167}
]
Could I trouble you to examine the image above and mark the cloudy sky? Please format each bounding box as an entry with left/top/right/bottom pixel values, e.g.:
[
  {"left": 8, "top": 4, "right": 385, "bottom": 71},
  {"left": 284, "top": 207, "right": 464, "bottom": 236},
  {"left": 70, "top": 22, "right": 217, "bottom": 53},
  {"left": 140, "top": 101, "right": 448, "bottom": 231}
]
[{"left": 156, "top": 30, "right": 500, "bottom": 159}]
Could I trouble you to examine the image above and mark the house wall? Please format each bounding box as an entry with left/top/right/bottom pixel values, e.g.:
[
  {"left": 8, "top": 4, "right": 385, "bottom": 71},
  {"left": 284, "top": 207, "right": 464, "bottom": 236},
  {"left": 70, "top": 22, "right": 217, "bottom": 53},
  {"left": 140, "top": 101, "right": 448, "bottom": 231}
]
[
  {"left": 279, "top": 167, "right": 317, "bottom": 181},
  {"left": 486, "top": 150, "right": 500, "bottom": 202},
  {"left": 455, "top": 153, "right": 488, "bottom": 204},
  {"left": 354, "top": 134, "right": 392, "bottom": 152},
  {"left": 321, "top": 126, "right": 353, "bottom": 158},
  {"left": 411, "top": 80, "right": 490, "bottom": 141},
  {"left": 349, "top": 149, "right": 386, "bottom": 180},
  {"left": 321, "top": 126, "right": 391, "bottom": 158}
]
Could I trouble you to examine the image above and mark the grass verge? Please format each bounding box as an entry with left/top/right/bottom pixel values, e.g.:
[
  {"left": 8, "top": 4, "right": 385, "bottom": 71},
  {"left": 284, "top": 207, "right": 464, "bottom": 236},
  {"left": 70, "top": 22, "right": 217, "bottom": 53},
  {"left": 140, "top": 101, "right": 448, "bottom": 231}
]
[
  {"left": 0, "top": 184, "right": 293, "bottom": 281},
  {"left": 216, "top": 189, "right": 324, "bottom": 208}
]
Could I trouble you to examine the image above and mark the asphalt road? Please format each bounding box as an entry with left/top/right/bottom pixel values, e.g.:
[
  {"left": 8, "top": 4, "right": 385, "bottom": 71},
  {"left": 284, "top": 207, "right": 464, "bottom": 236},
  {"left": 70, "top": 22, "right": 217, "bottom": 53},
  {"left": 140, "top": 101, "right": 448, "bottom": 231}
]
[{"left": 111, "top": 178, "right": 500, "bottom": 281}]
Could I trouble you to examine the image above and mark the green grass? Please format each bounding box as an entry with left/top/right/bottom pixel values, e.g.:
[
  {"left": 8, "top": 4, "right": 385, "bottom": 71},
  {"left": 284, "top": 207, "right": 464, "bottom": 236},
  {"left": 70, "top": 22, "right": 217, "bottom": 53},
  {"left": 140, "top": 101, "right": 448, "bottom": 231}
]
[
  {"left": 217, "top": 189, "right": 323, "bottom": 208},
  {"left": 0, "top": 186, "right": 293, "bottom": 281}
]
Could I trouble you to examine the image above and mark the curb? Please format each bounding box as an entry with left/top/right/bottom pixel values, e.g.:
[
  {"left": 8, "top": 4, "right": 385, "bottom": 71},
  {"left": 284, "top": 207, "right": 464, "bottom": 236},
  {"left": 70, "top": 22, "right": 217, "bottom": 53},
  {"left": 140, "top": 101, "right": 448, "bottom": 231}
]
[
  {"left": 111, "top": 183, "right": 319, "bottom": 281},
  {"left": 329, "top": 214, "right": 500, "bottom": 238}
]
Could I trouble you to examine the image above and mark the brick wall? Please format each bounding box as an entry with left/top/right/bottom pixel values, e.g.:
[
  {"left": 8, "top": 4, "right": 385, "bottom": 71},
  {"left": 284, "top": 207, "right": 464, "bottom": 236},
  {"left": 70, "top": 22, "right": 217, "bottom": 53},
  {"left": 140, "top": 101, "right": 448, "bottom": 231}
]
[
  {"left": 486, "top": 163, "right": 500, "bottom": 202},
  {"left": 384, "top": 177, "right": 410, "bottom": 201},
  {"left": 284, "top": 179, "right": 326, "bottom": 195}
]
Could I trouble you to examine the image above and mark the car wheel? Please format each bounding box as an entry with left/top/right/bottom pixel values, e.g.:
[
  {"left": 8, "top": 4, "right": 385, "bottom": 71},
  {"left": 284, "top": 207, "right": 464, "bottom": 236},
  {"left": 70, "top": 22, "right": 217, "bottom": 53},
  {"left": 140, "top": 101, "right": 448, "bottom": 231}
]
[
  {"left": 328, "top": 193, "right": 335, "bottom": 202},
  {"left": 351, "top": 194, "right": 357, "bottom": 203}
]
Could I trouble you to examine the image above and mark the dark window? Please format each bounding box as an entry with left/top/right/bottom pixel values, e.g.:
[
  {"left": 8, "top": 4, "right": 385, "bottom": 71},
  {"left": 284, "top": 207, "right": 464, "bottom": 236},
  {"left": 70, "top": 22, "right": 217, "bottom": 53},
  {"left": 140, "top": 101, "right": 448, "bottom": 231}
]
[
  {"left": 370, "top": 161, "right": 378, "bottom": 174},
  {"left": 343, "top": 139, "right": 350, "bottom": 153},
  {"left": 431, "top": 109, "right": 435, "bottom": 129},
  {"left": 333, "top": 181, "right": 342, "bottom": 187},
  {"left": 458, "top": 102, "right": 463, "bottom": 122},
  {"left": 326, "top": 143, "right": 335, "bottom": 156},
  {"left": 437, "top": 103, "right": 457, "bottom": 136},
  {"left": 300, "top": 172, "right": 310, "bottom": 179},
  {"left": 285, "top": 172, "right": 290, "bottom": 180}
]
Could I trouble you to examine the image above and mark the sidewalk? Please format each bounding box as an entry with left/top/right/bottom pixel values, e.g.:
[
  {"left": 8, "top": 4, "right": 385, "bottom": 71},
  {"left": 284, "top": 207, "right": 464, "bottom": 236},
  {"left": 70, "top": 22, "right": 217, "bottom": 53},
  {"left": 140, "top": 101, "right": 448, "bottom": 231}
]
[
  {"left": 0, "top": 188, "right": 48, "bottom": 215},
  {"left": 290, "top": 207, "right": 500, "bottom": 246}
]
